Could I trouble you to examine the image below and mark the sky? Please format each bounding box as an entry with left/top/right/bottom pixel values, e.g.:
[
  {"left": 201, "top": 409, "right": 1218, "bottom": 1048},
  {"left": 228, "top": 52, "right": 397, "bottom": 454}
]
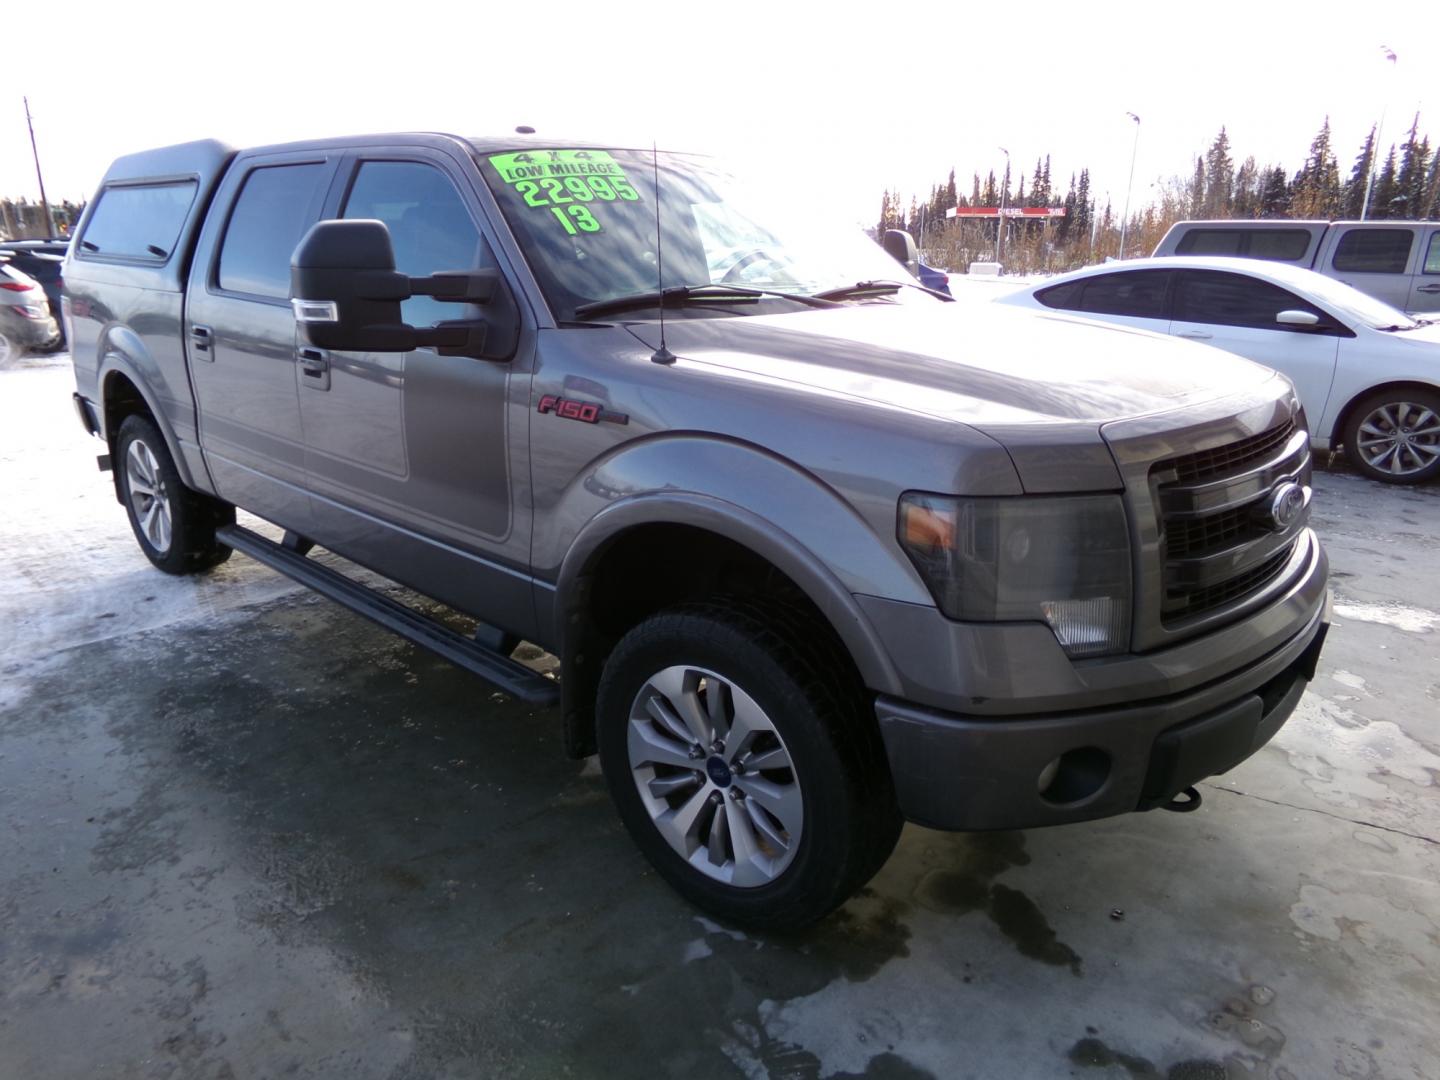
[{"left": 4, "top": 0, "right": 1437, "bottom": 227}]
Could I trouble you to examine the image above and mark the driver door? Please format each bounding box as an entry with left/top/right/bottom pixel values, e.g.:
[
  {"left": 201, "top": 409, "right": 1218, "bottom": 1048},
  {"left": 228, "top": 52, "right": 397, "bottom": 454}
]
[{"left": 298, "top": 148, "right": 537, "bottom": 637}]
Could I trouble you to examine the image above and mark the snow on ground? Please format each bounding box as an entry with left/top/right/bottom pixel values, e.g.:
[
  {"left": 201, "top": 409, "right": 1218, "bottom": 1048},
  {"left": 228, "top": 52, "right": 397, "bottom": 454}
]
[{"left": 0, "top": 353, "right": 300, "bottom": 663}]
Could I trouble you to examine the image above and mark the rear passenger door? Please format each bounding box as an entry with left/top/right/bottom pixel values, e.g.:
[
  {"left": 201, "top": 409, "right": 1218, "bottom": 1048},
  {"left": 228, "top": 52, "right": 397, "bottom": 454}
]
[
  {"left": 1407, "top": 227, "right": 1440, "bottom": 314},
  {"left": 186, "top": 150, "right": 339, "bottom": 530},
  {"left": 1167, "top": 269, "right": 1342, "bottom": 421},
  {"left": 1324, "top": 226, "right": 1416, "bottom": 309}
]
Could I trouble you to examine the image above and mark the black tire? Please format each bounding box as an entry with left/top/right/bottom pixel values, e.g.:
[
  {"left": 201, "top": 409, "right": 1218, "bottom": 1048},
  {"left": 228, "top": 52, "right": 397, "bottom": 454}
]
[
  {"left": 115, "top": 415, "right": 234, "bottom": 574},
  {"left": 596, "top": 600, "right": 902, "bottom": 931},
  {"left": 1342, "top": 387, "right": 1440, "bottom": 484}
]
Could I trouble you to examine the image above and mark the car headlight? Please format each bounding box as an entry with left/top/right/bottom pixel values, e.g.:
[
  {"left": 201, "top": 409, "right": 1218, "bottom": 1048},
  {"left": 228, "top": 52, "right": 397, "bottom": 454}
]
[{"left": 897, "top": 493, "right": 1133, "bottom": 658}]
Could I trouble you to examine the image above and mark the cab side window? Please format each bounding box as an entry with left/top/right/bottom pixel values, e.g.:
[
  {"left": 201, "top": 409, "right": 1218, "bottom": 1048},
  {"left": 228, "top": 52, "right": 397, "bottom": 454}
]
[
  {"left": 218, "top": 163, "right": 327, "bottom": 299},
  {"left": 1172, "top": 270, "right": 1324, "bottom": 330},
  {"left": 341, "top": 161, "right": 495, "bottom": 328}
]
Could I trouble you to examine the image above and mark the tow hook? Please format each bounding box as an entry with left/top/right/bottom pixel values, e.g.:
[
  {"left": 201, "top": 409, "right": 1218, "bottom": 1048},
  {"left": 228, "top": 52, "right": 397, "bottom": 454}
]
[{"left": 1161, "top": 786, "right": 1203, "bottom": 813}]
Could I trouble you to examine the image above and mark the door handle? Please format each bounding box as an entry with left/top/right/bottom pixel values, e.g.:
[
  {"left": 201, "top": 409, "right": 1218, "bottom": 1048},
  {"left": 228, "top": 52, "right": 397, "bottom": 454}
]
[
  {"left": 1418, "top": 283, "right": 1440, "bottom": 294},
  {"left": 1178, "top": 330, "right": 1213, "bottom": 340},
  {"left": 190, "top": 324, "right": 214, "bottom": 360},
  {"left": 297, "top": 347, "right": 330, "bottom": 390}
]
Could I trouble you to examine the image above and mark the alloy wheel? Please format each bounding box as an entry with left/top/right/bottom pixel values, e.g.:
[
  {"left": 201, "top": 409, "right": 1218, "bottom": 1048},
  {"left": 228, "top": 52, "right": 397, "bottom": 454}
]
[
  {"left": 1355, "top": 401, "right": 1440, "bottom": 477},
  {"left": 126, "top": 438, "right": 173, "bottom": 553},
  {"left": 626, "top": 665, "right": 804, "bottom": 888}
]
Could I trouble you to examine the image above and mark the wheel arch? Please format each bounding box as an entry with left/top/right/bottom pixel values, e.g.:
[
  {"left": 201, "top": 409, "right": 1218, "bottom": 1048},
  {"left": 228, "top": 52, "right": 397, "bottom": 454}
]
[
  {"left": 99, "top": 356, "right": 201, "bottom": 494},
  {"left": 1331, "top": 379, "right": 1440, "bottom": 449},
  {"left": 551, "top": 494, "right": 911, "bottom": 759}
]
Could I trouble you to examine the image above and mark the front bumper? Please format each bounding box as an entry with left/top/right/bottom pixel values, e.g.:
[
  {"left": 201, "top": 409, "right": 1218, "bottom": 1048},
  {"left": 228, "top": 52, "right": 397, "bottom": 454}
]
[{"left": 875, "top": 585, "right": 1330, "bottom": 832}]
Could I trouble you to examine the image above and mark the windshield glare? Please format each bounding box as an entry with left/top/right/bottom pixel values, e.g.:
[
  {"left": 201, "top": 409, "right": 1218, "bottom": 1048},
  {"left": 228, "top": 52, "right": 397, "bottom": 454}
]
[
  {"left": 480, "top": 148, "right": 935, "bottom": 322},
  {"left": 1291, "top": 271, "right": 1419, "bottom": 330}
]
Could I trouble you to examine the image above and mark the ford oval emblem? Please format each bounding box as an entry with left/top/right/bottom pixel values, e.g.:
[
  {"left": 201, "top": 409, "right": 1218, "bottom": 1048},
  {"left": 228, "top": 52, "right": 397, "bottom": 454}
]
[{"left": 1267, "top": 481, "right": 1306, "bottom": 532}]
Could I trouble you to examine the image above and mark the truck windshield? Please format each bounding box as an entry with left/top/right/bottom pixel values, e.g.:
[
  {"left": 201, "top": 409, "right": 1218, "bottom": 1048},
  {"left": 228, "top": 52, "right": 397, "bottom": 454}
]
[{"left": 479, "top": 148, "right": 939, "bottom": 323}]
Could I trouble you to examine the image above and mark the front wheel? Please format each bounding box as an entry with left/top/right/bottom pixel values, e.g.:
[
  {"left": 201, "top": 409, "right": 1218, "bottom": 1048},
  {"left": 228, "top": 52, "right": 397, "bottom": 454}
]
[
  {"left": 1342, "top": 388, "right": 1440, "bottom": 484},
  {"left": 596, "top": 602, "right": 901, "bottom": 930},
  {"left": 115, "top": 415, "right": 234, "bottom": 574}
]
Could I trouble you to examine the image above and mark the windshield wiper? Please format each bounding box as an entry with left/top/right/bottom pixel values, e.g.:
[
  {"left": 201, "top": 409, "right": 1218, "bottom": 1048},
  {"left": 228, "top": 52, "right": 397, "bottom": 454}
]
[
  {"left": 1377, "top": 322, "right": 1423, "bottom": 332},
  {"left": 573, "top": 284, "right": 837, "bottom": 320},
  {"left": 813, "top": 279, "right": 953, "bottom": 302}
]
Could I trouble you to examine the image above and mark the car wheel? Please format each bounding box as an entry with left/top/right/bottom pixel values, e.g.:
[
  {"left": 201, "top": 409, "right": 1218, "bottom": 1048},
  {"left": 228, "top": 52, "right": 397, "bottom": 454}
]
[
  {"left": 596, "top": 601, "right": 902, "bottom": 930},
  {"left": 115, "top": 415, "right": 234, "bottom": 574},
  {"left": 1342, "top": 388, "right": 1440, "bottom": 484},
  {"left": 0, "top": 328, "right": 17, "bottom": 365}
]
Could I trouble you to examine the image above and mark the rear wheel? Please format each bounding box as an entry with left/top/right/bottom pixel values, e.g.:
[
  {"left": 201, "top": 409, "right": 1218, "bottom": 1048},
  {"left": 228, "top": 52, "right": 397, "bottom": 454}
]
[
  {"left": 596, "top": 601, "right": 902, "bottom": 930},
  {"left": 115, "top": 415, "right": 234, "bottom": 573},
  {"left": 0, "top": 328, "right": 17, "bottom": 365},
  {"left": 1342, "top": 388, "right": 1440, "bottom": 484}
]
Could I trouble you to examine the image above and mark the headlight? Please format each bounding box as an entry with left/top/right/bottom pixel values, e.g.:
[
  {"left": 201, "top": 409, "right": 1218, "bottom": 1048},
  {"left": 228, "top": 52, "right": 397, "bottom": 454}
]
[{"left": 897, "top": 493, "right": 1132, "bottom": 658}]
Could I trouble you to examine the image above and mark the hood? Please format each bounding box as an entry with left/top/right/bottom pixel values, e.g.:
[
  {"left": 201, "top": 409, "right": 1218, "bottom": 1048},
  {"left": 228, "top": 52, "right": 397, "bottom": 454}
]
[{"left": 624, "top": 301, "right": 1277, "bottom": 430}]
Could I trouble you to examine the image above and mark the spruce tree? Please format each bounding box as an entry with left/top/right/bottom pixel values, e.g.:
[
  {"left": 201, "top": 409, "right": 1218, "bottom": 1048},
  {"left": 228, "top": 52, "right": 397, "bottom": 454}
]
[
  {"left": 1393, "top": 116, "right": 1431, "bottom": 220},
  {"left": 1074, "top": 169, "right": 1092, "bottom": 240},
  {"left": 1344, "top": 126, "right": 1376, "bottom": 218},
  {"left": 1259, "top": 166, "right": 1290, "bottom": 218},
  {"left": 1233, "top": 157, "right": 1259, "bottom": 218},
  {"left": 1291, "top": 118, "right": 1342, "bottom": 219},
  {"left": 1189, "top": 158, "right": 1206, "bottom": 217},
  {"left": 1372, "top": 147, "right": 1398, "bottom": 219},
  {"left": 1202, "top": 128, "right": 1234, "bottom": 217}
]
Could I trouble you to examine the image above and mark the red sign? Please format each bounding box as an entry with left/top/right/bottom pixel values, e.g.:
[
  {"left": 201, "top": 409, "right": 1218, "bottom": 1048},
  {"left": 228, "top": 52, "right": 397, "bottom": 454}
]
[{"left": 945, "top": 207, "right": 1067, "bottom": 219}]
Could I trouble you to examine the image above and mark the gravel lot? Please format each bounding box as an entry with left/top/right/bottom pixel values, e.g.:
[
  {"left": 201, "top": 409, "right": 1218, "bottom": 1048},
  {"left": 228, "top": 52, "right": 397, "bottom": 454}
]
[{"left": 2, "top": 351, "right": 1437, "bottom": 1079}]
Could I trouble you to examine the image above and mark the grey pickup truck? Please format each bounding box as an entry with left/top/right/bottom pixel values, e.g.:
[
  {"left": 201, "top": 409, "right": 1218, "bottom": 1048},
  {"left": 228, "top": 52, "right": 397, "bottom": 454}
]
[{"left": 64, "top": 134, "right": 1330, "bottom": 928}]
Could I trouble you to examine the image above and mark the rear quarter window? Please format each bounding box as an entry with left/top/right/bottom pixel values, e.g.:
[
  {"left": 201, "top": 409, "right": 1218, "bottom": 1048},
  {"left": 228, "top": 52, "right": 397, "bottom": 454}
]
[
  {"left": 77, "top": 181, "right": 198, "bottom": 262},
  {"left": 1332, "top": 229, "right": 1414, "bottom": 273}
]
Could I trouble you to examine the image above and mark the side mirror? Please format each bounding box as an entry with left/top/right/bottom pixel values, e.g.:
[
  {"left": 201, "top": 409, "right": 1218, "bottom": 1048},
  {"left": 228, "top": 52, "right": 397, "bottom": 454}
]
[
  {"left": 290, "top": 219, "right": 519, "bottom": 361},
  {"left": 1276, "top": 309, "right": 1321, "bottom": 329},
  {"left": 882, "top": 229, "right": 920, "bottom": 278}
]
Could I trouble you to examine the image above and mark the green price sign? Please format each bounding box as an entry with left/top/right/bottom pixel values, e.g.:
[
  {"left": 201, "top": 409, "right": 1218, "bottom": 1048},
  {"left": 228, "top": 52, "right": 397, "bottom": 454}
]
[{"left": 488, "top": 149, "right": 641, "bottom": 236}]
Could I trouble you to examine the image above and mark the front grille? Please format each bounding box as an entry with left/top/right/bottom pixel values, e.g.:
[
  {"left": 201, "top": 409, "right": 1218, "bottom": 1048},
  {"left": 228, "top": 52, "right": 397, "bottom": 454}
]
[
  {"left": 1151, "top": 419, "right": 1308, "bottom": 625},
  {"left": 1163, "top": 549, "right": 1292, "bottom": 620},
  {"left": 1159, "top": 419, "right": 1296, "bottom": 485}
]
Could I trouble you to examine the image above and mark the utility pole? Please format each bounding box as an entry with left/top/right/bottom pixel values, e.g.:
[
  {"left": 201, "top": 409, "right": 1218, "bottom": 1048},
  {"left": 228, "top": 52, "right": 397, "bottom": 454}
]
[
  {"left": 1361, "top": 46, "right": 1398, "bottom": 221},
  {"left": 24, "top": 97, "right": 55, "bottom": 238},
  {"left": 1118, "top": 112, "right": 1140, "bottom": 259},
  {"left": 996, "top": 147, "right": 1010, "bottom": 266}
]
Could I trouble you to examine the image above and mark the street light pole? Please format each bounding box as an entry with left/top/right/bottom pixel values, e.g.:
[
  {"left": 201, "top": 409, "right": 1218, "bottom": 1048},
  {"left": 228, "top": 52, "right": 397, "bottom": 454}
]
[
  {"left": 23, "top": 97, "right": 55, "bottom": 239},
  {"left": 1361, "top": 46, "right": 1398, "bottom": 221},
  {"left": 1118, "top": 112, "right": 1140, "bottom": 260},
  {"left": 995, "top": 146, "right": 1010, "bottom": 266}
]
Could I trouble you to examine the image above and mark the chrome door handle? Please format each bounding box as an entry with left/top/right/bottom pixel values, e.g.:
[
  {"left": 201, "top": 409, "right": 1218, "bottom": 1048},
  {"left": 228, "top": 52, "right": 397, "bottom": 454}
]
[
  {"left": 1178, "top": 330, "right": 1213, "bottom": 340},
  {"left": 297, "top": 347, "right": 330, "bottom": 390},
  {"left": 190, "top": 324, "right": 214, "bottom": 361},
  {"left": 1417, "top": 283, "right": 1440, "bottom": 294}
]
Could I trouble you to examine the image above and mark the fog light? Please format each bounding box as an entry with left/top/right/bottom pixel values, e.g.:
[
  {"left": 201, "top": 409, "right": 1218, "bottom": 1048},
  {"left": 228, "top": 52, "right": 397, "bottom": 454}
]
[
  {"left": 1037, "top": 756, "right": 1061, "bottom": 793},
  {"left": 1038, "top": 747, "right": 1111, "bottom": 805}
]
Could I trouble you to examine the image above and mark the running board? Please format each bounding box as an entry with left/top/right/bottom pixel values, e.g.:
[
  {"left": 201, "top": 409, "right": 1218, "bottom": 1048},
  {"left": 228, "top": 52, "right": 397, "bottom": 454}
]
[{"left": 216, "top": 525, "right": 559, "bottom": 706}]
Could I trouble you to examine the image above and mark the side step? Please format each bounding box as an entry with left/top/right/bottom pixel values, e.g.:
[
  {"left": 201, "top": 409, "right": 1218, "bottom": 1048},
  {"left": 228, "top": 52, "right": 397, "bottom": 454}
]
[{"left": 216, "top": 525, "right": 559, "bottom": 707}]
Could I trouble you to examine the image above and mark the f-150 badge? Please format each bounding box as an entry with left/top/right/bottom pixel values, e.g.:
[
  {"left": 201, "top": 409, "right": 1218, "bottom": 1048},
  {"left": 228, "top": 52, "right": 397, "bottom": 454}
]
[{"left": 537, "top": 395, "right": 628, "bottom": 425}]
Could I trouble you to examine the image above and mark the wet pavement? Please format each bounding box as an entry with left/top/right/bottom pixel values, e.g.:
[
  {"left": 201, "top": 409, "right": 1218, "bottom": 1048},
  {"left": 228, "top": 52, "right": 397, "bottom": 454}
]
[{"left": 2, "top": 355, "right": 1437, "bottom": 1079}]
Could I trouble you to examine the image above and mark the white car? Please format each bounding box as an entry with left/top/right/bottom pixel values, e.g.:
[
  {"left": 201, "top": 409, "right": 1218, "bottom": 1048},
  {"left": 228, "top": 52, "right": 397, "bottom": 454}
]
[{"left": 994, "top": 256, "right": 1440, "bottom": 483}]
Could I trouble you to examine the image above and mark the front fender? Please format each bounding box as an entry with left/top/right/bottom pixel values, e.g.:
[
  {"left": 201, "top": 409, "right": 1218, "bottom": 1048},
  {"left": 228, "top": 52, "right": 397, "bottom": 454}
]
[{"left": 543, "top": 435, "right": 935, "bottom": 697}]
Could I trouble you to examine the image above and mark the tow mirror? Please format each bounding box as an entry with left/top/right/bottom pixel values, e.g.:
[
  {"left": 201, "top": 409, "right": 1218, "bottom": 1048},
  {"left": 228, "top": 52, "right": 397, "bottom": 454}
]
[
  {"left": 290, "top": 219, "right": 519, "bottom": 361},
  {"left": 882, "top": 229, "right": 920, "bottom": 278},
  {"left": 1276, "top": 309, "right": 1321, "bottom": 329}
]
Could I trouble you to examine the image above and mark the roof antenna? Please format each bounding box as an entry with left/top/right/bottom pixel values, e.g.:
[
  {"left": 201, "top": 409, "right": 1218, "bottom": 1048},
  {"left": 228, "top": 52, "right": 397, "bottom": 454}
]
[{"left": 649, "top": 140, "right": 676, "bottom": 365}]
